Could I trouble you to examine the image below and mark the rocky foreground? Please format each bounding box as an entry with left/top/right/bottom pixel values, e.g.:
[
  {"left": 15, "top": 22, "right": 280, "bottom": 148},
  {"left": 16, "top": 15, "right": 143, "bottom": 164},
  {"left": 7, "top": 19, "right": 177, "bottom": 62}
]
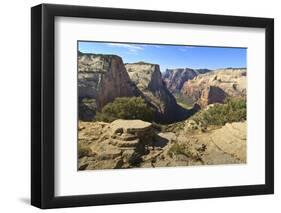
[{"left": 78, "top": 119, "right": 246, "bottom": 170}]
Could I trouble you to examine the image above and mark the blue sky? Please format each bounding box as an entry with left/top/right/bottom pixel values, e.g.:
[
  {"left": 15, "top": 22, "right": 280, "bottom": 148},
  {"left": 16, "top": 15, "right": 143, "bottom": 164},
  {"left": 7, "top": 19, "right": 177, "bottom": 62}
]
[{"left": 78, "top": 41, "right": 246, "bottom": 72}]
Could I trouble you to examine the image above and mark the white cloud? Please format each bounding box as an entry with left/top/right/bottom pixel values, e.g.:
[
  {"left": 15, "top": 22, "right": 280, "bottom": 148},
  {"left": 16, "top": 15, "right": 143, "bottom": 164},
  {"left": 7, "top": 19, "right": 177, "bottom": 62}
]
[
  {"left": 106, "top": 43, "right": 144, "bottom": 53},
  {"left": 178, "top": 46, "right": 194, "bottom": 52},
  {"left": 140, "top": 44, "right": 163, "bottom": 48}
]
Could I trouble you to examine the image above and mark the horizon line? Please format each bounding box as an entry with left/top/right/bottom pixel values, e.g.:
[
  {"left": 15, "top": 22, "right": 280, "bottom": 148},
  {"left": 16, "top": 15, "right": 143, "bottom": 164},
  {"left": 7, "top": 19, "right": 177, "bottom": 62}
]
[{"left": 78, "top": 50, "right": 247, "bottom": 71}]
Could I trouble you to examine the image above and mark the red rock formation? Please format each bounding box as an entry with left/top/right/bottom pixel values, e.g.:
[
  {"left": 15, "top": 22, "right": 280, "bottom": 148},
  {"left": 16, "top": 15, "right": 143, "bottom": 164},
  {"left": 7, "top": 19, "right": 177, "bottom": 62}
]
[
  {"left": 181, "top": 68, "right": 246, "bottom": 107},
  {"left": 199, "top": 86, "right": 226, "bottom": 107}
]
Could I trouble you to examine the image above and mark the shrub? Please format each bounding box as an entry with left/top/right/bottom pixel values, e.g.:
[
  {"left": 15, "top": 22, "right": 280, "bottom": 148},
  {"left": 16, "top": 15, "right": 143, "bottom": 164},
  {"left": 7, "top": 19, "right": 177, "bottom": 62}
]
[
  {"left": 168, "top": 143, "right": 192, "bottom": 158},
  {"left": 95, "top": 97, "right": 154, "bottom": 122},
  {"left": 168, "top": 143, "right": 203, "bottom": 161},
  {"left": 192, "top": 97, "right": 246, "bottom": 127}
]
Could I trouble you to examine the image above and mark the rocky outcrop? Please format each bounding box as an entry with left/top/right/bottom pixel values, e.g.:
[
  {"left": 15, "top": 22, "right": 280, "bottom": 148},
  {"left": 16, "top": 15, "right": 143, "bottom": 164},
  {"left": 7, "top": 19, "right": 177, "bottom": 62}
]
[
  {"left": 208, "top": 122, "right": 246, "bottom": 162},
  {"left": 199, "top": 86, "right": 227, "bottom": 107},
  {"left": 181, "top": 68, "right": 246, "bottom": 107},
  {"left": 125, "top": 62, "right": 193, "bottom": 123},
  {"left": 152, "top": 121, "right": 246, "bottom": 167},
  {"left": 78, "top": 120, "right": 246, "bottom": 170},
  {"left": 109, "top": 119, "right": 154, "bottom": 150},
  {"left": 78, "top": 53, "right": 140, "bottom": 120},
  {"left": 162, "top": 68, "right": 198, "bottom": 93},
  {"left": 78, "top": 119, "right": 157, "bottom": 170}
]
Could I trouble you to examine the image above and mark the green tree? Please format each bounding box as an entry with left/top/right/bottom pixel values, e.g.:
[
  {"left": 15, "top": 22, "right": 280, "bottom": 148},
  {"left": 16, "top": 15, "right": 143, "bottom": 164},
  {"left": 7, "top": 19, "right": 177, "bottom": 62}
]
[
  {"left": 95, "top": 97, "right": 154, "bottom": 122},
  {"left": 192, "top": 97, "right": 246, "bottom": 127}
]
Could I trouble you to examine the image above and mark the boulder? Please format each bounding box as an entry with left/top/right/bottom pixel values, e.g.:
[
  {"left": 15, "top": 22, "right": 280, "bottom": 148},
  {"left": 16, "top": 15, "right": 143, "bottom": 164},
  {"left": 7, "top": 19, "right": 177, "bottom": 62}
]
[{"left": 110, "top": 119, "right": 152, "bottom": 137}]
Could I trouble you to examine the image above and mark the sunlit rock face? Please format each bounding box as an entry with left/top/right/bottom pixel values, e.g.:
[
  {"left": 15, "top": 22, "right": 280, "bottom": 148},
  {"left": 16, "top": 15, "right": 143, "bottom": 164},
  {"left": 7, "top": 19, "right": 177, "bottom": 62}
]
[
  {"left": 181, "top": 68, "right": 246, "bottom": 107},
  {"left": 125, "top": 62, "right": 192, "bottom": 123},
  {"left": 78, "top": 53, "right": 140, "bottom": 120},
  {"left": 163, "top": 68, "right": 198, "bottom": 93}
]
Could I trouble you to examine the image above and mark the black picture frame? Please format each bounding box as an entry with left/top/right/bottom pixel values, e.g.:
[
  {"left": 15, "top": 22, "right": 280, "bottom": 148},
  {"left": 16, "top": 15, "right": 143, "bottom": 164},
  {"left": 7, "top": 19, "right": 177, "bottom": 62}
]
[{"left": 31, "top": 3, "right": 274, "bottom": 209}]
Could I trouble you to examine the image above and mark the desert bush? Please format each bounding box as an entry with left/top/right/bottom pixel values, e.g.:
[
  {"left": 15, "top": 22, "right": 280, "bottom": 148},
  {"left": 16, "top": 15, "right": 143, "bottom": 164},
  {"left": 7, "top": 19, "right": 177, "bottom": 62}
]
[
  {"left": 168, "top": 143, "right": 192, "bottom": 158},
  {"left": 163, "top": 121, "right": 185, "bottom": 133},
  {"left": 95, "top": 97, "right": 154, "bottom": 122},
  {"left": 192, "top": 97, "right": 246, "bottom": 127}
]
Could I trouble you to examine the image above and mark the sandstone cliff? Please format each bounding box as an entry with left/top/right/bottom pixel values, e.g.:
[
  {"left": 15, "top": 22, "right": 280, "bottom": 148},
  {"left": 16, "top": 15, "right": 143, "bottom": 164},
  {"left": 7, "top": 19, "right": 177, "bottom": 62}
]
[
  {"left": 125, "top": 62, "right": 192, "bottom": 123},
  {"left": 163, "top": 68, "right": 198, "bottom": 93},
  {"left": 78, "top": 53, "right": 140, "bottom": 120},
  {"left": 78, "top": 54, "right": 194, "bottom": 123},
  {"left": 181, "top": 68, "right": 246, "bottom": 107}
]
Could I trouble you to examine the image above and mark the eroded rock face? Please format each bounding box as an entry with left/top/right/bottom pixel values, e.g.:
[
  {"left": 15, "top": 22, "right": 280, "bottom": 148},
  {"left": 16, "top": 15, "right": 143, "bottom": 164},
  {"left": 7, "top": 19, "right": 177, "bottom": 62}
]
[
  {"left": 163, "top": 68, "right": 198, "bottom": 93},
  {"left": 199, "top": 86, "right": 227, "bottom": 107},
  {"left": 109, "top": 119, "right": 154, "bottom": 150},
  {"left": 181, "top": 68, "right": 246, "bottom": 107},
  {"left": 78, "top": 119, "right": 156, "bottom": 170},
  {"left": 78, "top": 53, "right": 140, "bottom": 119},
  {"left": 125, "top": 63, "right": 191, "bottom": 123},
  {"left": 110, "top": 119, "right": 152, "bottom": 137}
]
